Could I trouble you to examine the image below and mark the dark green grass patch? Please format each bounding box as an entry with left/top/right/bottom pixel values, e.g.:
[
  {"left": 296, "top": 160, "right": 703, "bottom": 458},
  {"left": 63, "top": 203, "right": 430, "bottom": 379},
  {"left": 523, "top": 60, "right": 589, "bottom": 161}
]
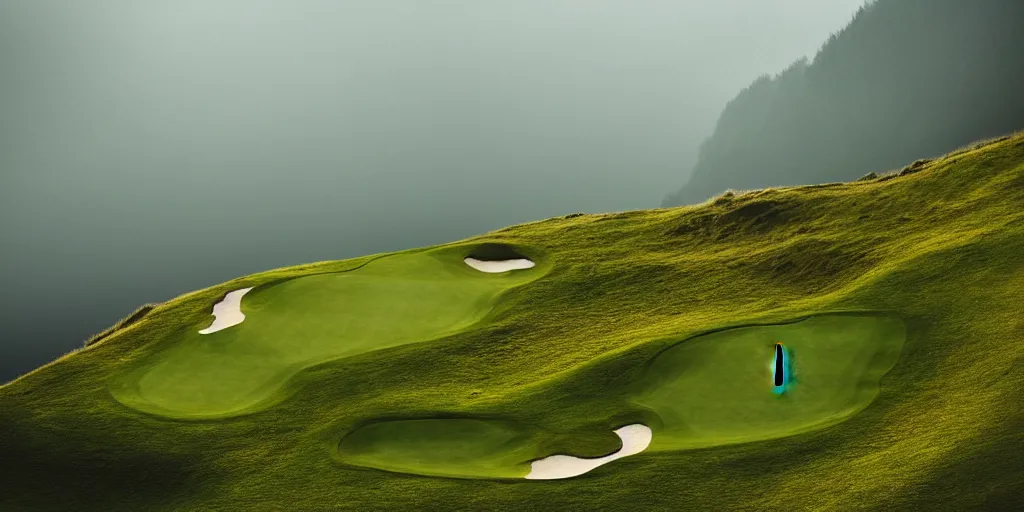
[
  {"left": 84, "top": 303, "right": 161, "bottom": 347},
  {"left": 338, "top": 418, "right": 536, "bottom": 479}
]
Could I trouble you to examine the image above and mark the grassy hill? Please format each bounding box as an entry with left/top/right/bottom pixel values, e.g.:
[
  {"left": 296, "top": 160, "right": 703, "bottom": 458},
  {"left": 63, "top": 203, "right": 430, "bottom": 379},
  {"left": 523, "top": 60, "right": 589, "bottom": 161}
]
[{"left": 2, "top": 133, "right": 1024, "bottom": 510}]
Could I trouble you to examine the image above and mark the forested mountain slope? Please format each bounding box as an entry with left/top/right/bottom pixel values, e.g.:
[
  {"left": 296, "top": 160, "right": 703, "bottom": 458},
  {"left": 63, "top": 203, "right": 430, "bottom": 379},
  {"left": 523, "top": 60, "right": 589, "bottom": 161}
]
[{"left": 664, "top": 0, "right": 1024, "bottom": 206}]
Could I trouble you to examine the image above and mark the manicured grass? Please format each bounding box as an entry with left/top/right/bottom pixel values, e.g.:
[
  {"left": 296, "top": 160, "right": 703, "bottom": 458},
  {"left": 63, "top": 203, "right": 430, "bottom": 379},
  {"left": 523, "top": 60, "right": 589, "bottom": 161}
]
[
  {"left": 1, "top": 133, "right": 1022, "bottom": 511},
  {"left": 340, "top": 315, "right": 906, "bottom": 479},
  {"left": 633, "top": 314, "right": 906, "bottom": 450},
  {"left": 338, "top": 418, "right": 535, "bottom": 479},
  {"left": 110, "top": 251, "right": 545, "bottom": 418}
]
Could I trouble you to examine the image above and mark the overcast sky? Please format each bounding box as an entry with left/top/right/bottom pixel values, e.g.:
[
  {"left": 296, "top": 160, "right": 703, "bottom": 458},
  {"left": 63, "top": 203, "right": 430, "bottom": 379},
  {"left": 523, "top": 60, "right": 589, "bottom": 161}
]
[{"left": 0, "top": 0, "right": 865, "bottom": 381}]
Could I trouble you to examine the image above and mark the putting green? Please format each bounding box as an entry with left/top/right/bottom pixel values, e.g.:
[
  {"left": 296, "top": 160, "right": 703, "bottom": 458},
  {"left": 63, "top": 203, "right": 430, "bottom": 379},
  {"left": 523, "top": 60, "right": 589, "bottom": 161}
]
[
  {"left": 633, "top": 314, "right": 906, "bottom": 450},
  {"left": 338, "top": 418, "right": 535, "bottom": 479},
  {"left": 110, "top": 249, "right": 543, "bottom": 418},
  {"left": 335, "top": 315, "right": 905, "bottom": 480}
]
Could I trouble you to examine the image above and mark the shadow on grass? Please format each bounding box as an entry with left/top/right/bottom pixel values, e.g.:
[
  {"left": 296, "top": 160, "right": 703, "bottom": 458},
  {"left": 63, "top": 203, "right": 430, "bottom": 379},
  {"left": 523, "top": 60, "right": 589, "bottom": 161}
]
[{"left": 0, "top": 421, "right": 208, "bottom": 511}]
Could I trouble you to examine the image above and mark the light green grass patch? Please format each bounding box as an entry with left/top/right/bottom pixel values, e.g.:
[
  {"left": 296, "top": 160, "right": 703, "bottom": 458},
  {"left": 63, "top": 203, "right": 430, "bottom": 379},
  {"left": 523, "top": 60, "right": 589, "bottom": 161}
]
[
  {"left": 110, "top": 248, "right": 544, "bottom": 418},
  {"left": 634, "top": 314, "right": 906, "bottom": 450},
  {"left": 337, "top": 314, "right": 905, "bottom": 479}
]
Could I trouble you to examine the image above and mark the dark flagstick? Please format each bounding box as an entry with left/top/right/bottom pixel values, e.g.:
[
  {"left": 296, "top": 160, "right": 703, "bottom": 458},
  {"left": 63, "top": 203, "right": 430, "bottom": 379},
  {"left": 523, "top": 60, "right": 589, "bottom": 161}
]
[{"left": 774, "top": 343, "right": 785, "bottom": 387}]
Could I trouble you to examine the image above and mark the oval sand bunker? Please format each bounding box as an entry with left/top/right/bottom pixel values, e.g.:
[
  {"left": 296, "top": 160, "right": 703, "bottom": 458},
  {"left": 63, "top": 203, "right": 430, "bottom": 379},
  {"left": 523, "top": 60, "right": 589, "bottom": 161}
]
[
  {"left": 526, "top": 424, "right": 652, "bottom": 480},
  {"left": 198, "top": 287, "right": 254, "bottom": 334},
  {"left": 464, "top": 257, "right": 535, "bottom": 273}
]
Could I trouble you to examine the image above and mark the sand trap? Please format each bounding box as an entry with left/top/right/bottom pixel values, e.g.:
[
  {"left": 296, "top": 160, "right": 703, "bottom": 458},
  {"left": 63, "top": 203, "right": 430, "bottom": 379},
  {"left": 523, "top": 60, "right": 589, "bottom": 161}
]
[
  {"left": 198, "top": 287, "right": 254, "bottom": 334},
  {"left": 525, "top": 424, "right": 652, "bottom": 480},
  {"left": 464, "top": 257, "right": 535, "bottom": 273}
]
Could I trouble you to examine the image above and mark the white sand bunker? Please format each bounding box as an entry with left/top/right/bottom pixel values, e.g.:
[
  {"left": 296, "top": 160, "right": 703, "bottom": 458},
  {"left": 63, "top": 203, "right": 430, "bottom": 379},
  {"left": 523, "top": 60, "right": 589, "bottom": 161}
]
[
  {"left": 464, "top": 257, "right": 535, "bottom": 273},
  {"left": 198, "top": 287, "right": 254, "bottom": 334},
  {"left": 525, "top": 424, "right": 652, "bottom": 480}
]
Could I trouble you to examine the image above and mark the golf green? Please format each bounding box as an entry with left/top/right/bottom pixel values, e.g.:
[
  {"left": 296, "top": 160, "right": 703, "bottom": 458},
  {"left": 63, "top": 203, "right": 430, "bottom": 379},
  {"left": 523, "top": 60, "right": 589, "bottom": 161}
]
[
  {"left": 633, "top": 314, "right": 907, "bottom": 450},
  {"left": 338, "top": 418, "right": 536, "bottom": 479},
  {"left": 110, "top": 249, "right": 544, "bottom": 418},
  {"left": 332, "top": 315, "right": 905, "bottom": 479}
]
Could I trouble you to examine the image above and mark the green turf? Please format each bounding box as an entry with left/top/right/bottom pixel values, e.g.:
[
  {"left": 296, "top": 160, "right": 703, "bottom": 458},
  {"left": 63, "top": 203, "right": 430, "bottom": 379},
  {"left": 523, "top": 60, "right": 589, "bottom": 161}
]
[
  {"left": 2, "top": 133, "right": 1023, "bottom": 510},
  {"left": 336, "top": 315, "right": 906, "bottom": 479},
  {"left": 110, "top": 250, "right": 545, "bottom": 417},
  {"left": 338, "top": 418, "right": 535, "bottom": 479},
  {"left": 634, "top": 314, "right": 906, "bottom": 450}
]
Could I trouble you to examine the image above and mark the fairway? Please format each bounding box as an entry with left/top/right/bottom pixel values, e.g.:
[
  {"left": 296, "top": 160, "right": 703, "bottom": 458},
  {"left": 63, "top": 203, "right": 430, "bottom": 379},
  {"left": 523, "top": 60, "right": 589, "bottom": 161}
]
[
  {"left": 111, "top": 249, "right": 543, "bottom": 417},
  {"left": 339, "top": 418, "right": 536, "bottom": 479},
  {"left": 633, "top": 314, "right": 907, "bottom": 450}
]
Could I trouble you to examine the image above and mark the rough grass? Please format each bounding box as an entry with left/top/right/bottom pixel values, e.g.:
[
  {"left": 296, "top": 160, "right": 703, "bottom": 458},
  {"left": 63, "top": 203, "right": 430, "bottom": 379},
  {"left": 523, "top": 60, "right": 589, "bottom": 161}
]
[
  {"left": 1, "top": 133, "right": 1023, "bottom": 511},
  {"left": 84, "top": 303, "right": 161, "bottom": 347}
]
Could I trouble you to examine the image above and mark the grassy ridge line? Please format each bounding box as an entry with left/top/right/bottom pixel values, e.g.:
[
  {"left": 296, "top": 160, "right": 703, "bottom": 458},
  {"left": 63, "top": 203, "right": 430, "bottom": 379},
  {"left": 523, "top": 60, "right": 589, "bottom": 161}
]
[
  {"left": 84, "top": 302, "right": 161, "bottom": 347},
  {"left": 0, "top": 133, "right": 1022, "bottom": 510}
]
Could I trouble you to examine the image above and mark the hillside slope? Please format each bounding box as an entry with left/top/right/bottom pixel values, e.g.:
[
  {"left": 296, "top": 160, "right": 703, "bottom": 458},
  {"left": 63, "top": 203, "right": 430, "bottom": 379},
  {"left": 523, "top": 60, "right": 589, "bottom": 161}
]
[
  {"left": 664, "top": 0, "right": 1024, "bottom": 207},
  {"left": 2, "top": 134, "right": 1024, "bottom": 510}
]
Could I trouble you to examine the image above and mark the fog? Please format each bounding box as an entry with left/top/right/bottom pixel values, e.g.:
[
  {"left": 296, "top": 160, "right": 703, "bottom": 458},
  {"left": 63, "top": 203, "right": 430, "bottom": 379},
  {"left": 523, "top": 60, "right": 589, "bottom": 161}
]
[{"left": 0, "top": 0, "right": 864, "bottom": 381}]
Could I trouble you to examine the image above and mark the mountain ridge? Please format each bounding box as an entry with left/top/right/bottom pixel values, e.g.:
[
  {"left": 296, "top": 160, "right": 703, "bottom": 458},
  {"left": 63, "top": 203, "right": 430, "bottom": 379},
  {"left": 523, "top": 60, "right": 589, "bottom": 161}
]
[{"left": 664, "top": 0, "right": 1024, "bottom": 207}]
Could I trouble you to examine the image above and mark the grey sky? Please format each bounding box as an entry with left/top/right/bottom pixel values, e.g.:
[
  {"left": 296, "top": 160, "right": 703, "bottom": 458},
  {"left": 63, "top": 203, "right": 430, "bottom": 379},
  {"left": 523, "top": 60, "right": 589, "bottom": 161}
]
[{"left": 0, "top": 0, "right": 865, "bottom": 381}]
